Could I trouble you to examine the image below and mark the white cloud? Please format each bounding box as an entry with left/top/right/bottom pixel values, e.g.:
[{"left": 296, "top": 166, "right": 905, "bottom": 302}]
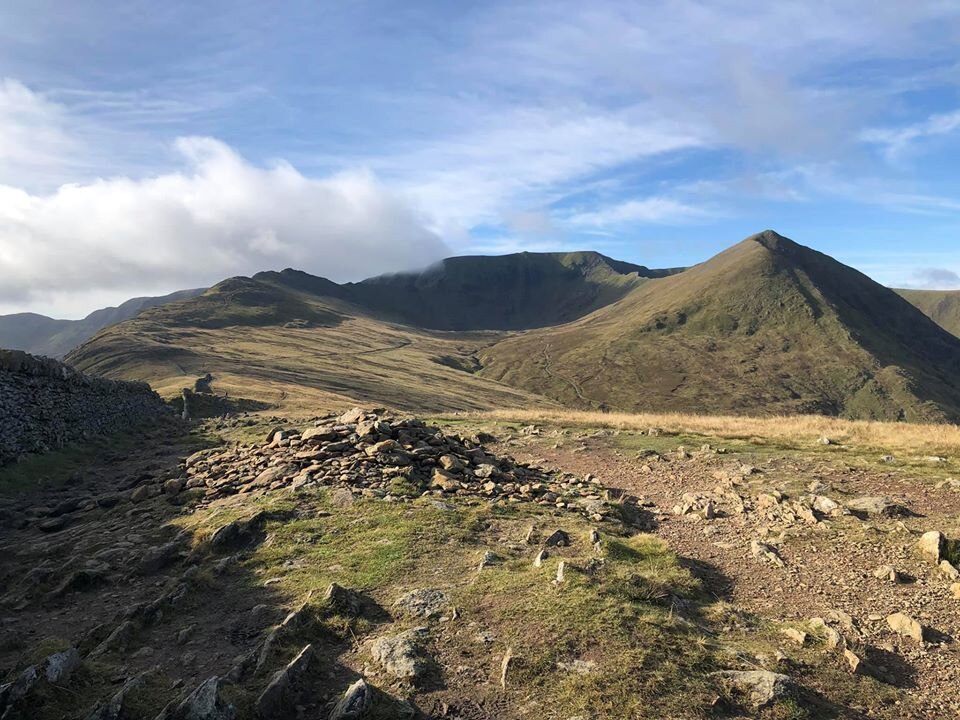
[
  {"left": 567, "top": 197, "right": 708, "bottom": 227},
  {"left": 861, "top": 109, "right": 960, "bottom": 159},
  {"left": 0, "top": 137, "right": 448, "bottom": 314}
]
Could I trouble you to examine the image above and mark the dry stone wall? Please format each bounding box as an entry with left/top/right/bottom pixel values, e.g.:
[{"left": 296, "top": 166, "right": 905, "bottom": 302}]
[{"left": 0, "top": 349, "right": 171, "bottom": 466}]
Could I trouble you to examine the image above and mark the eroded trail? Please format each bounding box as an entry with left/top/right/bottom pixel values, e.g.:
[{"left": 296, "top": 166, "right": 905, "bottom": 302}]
[{"left": 501, "top": 427, "right": 960, "bottom": 719}]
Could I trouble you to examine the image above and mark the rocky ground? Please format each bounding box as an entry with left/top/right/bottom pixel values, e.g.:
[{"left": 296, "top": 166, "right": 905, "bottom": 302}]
[
  {"left": 1, "top": 409, "right": 956, "bottom": 718},
  {"left": 489, "top": 422, "right": 960, "bottom": 719}
]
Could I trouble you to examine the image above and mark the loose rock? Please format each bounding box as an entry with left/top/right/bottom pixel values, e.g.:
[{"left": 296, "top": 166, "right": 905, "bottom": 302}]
[
  {"left": 886, "top": 612, "right": 924, "bottom": 642},
  {"left": 712, "top": 670, "right": 796, "bottom": 709},
  {"left": 328, "top": 679, "right": 371, "bottom": 720},
  {"left": 369, "top": 628, "right": 428, "bottom": 680}
]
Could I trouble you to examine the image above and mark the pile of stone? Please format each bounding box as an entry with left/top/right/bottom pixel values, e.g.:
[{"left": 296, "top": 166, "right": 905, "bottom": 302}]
[
  {"left": 174, "top": 408, "right": 622, "bottom": 520},
  {"left": 0, "top": 349, "right": 171, "bottom": 466},
  {"left": 670, "top": 472, "right": 917, "bottom": 531},
  {"left": 673, "top": 485, "right": 835, "bottom": 528}
]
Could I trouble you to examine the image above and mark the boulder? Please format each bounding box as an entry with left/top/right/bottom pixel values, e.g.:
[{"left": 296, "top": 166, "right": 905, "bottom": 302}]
[
  {"left": 393, "top": 589, "right": 449, "bottom": 619},
  {"left": 301, "top": 426, "right": 338, "bottom": 443},
  {"left": 0, "top": 666, "right": 39, "bottom": 711},
  {"left": 210, "top": 512, "right": 267, "bottom": 550},
  {"left": 886, "top": 612, "right": 924, "bottom": 642},
  {"left": 131, "top": 486, "right": 151, "bottom": 503},
  {"left": 323, "top": 583, "right": 363, "bottom": 616},
  {"left": 256, "top": 644, "right": 313, "bottom": 719},
  {"left": 42, "top": 647, "right": 81, "bottom": 683},
  {"left": 357, "top": 419, "right": 391, "bottom": 438},
  {"left": 369, "top": 628, "right": 428, "bottom": 680},
  {"left": 438, "top": 454, "right": 464, "bottom": 472},
  {"left": 808, "top": 618, "right": 842, "bottom": 650},
  {"left": 478, "top": 550, "right": 500, "bottom": 570},
  {"left": 543, "top": 529, "right": 570, "bottom": 547},
  {"left": 164, "top": 478, "right": 186, "bottom": 495},
  {"left": 781, "top": 628, "right": 807, "bottom": 645},
  {"left": 843, "top": 649, "right": 862, "bottom": 674},
  {"left": 845, "top": 496, "right": 908, "bottom": 518},
  {"left": 328, "top": 679, "right": 371, "bottom": 720},
  {"left": 251, "top": 464, "right": 297, "bottom": 488},
  {"left": 330, "top": 489, "right": 355, "bottom": 507},
  {"left": 338, "top": 407, "right": 366, "bottom": 424},
  {"left": 85, "top": 669, "right": 153, "bottom": 720},
  {"left": 751, "top": 540, "right": 785, "bottom": 568},
  {"left": 475, "top": 464, "right": 497, "bottom": 479},
  {"left": 918, "top": 531, "right": 945, "bottom": 564},
  {"left": 939, "top": 560, "right": 960, "bottom": 581},
  {"left": 163, "top": 676, "right": 235, "bottom": 720},
  {"left": 712, "top": 670, "right": 796, "bottom": 709},
  {"left": 873, "top": 565, "right": 900, "bottom": 583},
  {"left": 91, "top": 620, "right": 135, "bottom": 657},
  {"left": 430, "top": 469, "right": 461, "bottom": 492},
  {"left": 811, "top": 496, "right": 840, "bottom": 515},
  {"left": 137, "top": 541, "right": 183, "bottom": 575},
  {"left": 365, "top": 439, "right": 400, "bottom": 456}
]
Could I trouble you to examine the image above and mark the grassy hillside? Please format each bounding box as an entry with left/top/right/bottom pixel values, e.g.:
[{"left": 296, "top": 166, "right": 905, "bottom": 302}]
[
  {"left": 0, "top": 288, "right": 204, "bottom": 358},
  {"left": 66, "top": 233, "right": 960, "bottom": 423},
  {"left": 66, "top": 278, "right": 551, "bottom": 415},
  {"left": 479, "top": 231, "right": 960, "bottom": 422},
  {"left": 256, "top": 250, "right": 681, "bottom": 331},
  {"left": 897, "top": 288, "right": 960, "bottom": 337}
]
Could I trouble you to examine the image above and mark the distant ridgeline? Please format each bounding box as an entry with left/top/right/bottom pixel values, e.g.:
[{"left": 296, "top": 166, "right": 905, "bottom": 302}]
[{"left": 0, "top": 350, "right": 171, "bottom": 466}]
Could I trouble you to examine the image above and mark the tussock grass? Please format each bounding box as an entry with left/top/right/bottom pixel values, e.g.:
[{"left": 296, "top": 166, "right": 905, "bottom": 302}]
[{"left": 460, "top": 408, "right": 960, "bottom": 454}]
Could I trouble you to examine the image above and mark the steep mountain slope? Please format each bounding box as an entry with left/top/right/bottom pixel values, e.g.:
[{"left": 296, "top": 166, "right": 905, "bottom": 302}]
[
  {"left": 480, "top": 231, "right": 960, "bottom": 422},
  {"left": 897, "top": 288, "right": 960, "bottom": 337},
  {"left": 66, "top": 277, "right": 551, "bottom": 414},
  {"left": 256, "top": 250, "right": 681, "bottom": 330},
  {"left": 0, "top": 288, "right": 205, "bottom": 358}
]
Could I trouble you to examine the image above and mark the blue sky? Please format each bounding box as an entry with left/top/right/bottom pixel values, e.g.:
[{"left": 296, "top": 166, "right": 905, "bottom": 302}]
[{"left": 1, "top": 1, "right": 960, "bottom": 317}]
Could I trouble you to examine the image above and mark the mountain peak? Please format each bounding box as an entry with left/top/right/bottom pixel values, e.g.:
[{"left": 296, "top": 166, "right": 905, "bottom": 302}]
[{"left": 746, "top": 229, "right": 798, "bottom": 253}]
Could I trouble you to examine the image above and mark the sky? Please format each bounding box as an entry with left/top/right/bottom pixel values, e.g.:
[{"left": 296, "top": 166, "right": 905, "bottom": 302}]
[{"left": 1, "top": 1, "right": 960, "bottom": 318}]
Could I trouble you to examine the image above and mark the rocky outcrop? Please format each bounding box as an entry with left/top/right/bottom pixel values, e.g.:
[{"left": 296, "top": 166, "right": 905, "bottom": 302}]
[
  {"left": 0, "top": 349, "right": 170, "bottom": 466},
  {"left": 178, "top": 407, "right": 629, "bottom": 521}
]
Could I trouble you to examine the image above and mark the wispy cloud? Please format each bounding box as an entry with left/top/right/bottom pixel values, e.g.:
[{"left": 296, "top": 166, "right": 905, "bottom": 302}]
[
  {"left": 861, "top": 109, "right": 960, "bottom": 160},
  {"left": 373, "top": 107, "right": 704, "bottom": 231},
  {"left": 0, "top": 79, "right": 79, "bottom": 188},
  {"left": 566, "top": 197, "right": 709, "bottom": 228}
]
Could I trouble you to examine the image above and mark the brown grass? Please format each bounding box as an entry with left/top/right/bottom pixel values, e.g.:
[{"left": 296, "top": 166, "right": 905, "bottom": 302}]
[{"left": 456, "top": 408, "right": 960, "bottom": 454}]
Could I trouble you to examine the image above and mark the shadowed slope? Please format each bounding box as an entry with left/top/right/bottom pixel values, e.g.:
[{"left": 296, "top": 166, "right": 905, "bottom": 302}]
[
  {"left": 479, "top": 231, "right": 960, "bottom": 422},
  {"left": 255, "top": 250, "right": 681, "bottom": 330}
]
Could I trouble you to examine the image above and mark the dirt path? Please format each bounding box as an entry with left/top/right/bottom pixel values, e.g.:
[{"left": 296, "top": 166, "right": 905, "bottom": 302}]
[{"left": 506, "top": 433, "right": 960, "bottom": 719}]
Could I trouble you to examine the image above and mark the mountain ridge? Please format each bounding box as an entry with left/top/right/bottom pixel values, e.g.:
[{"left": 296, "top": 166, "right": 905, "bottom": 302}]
[
  {"left": 253, "top": 249, "right": 683, "bottom": 331},
  {"left": 479, "top": 230, "right": 960, "bottom": 422},
  {"left": 0, "top": 288, "right": 205, "bottom": 358},
  {"left": 61, "top": 231, "right": 960, "bottom": 422}
]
